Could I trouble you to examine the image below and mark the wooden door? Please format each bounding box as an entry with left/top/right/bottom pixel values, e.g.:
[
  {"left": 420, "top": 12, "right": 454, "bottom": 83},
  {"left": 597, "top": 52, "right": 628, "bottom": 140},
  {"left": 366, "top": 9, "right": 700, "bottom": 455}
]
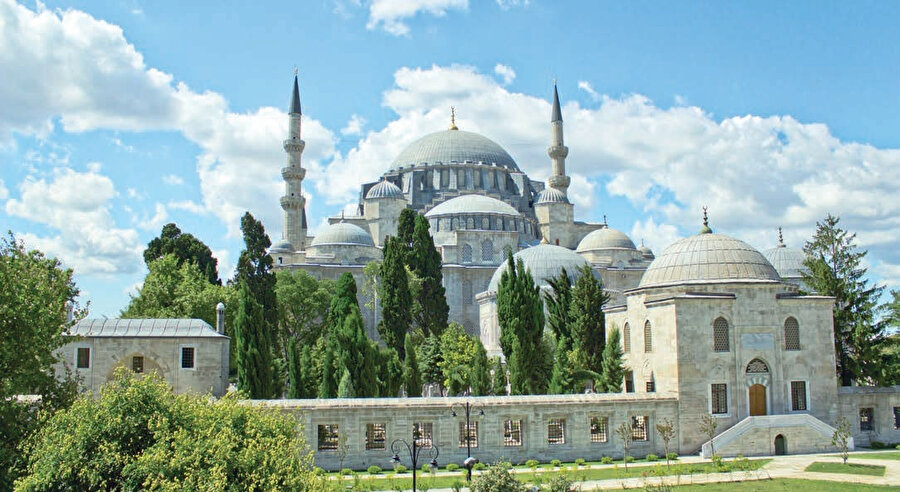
[{"left": 749, "top": 384, "right": 767, "bottom": 416}]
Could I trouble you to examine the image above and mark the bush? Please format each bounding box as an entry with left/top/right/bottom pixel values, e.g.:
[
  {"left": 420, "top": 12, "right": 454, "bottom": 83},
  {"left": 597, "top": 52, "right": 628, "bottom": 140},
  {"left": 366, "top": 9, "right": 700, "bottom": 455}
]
[
  {"left": 421, "top": 463, "right": 431, "bottom": 473},
  {"left": 666, "top": 452, "right": 678, "bottom": 461},
  {"left": 367, "top": 465, "right": 382, "bottom": 475},
  {"left": 473, "top": 462, "right": 487, "bottom": 470},
  {"left": 543, "top": 474, "right": 574, "bottom": 492},
  {"left": 470, "top": 461, "right": 526, "bottom": 492},
  {"left": 446, "top": 463, "right": 460, "bottom": 471},
  {"left": 600, "top": 456, "right": 613, "bottom": 464},
  {"left": 393, "top": 464, "right": 407, "bottom": 473},
  {"left": 574, "top": 458, "right": 586, "bottom": 467},
  {"left": 550, "top": 459, "right": 562, "bottom": 467},
  {"left": 623, "top": 456, "right": 634, "bottom": 463},
  {"left": 645, "top": 454, "right": 659, "bottom": 461},
  {"left": 711, "top": 454, "right": 725, "bottom": 470},
  {"left": 340, "top": 468, "right": 353, "bottom": 476},
  {"left": 526, "top": 459, "right": 540, "bottom": 469}
]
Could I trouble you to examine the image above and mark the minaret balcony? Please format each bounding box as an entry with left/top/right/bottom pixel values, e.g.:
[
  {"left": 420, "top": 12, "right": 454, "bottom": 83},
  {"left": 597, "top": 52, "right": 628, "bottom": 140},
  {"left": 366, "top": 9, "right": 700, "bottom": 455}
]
[
  {"left": 548, "top": 175, "right": 571, "bottom": 189},
  {"left": 548, "top": 145, "right": 569, "bottom": 159},
  {"left": 282, "top": 167, "right": 306, "bottom": 180},
  {"left": 283, "top": 139, "right": 306, "bottom": 152},
  {"left": 280, "top": 196, "right": 304, "bottom": 210}
]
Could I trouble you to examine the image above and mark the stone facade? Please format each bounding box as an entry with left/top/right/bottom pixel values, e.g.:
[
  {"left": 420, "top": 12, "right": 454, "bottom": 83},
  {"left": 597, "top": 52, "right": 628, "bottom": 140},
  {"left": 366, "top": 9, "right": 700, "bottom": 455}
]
[{"left": 837, "top": 386, "right": 900, "bottom": 447}]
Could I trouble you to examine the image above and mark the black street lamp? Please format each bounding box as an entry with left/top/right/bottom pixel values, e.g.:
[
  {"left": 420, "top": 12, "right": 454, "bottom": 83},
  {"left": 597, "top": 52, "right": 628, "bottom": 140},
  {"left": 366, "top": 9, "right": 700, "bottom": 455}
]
[
  {"left": 390, "top": 437, "right": 439, "bottom": 492},
  {"left": 450, "top": 400, "right": 484, "bottom": 481}
]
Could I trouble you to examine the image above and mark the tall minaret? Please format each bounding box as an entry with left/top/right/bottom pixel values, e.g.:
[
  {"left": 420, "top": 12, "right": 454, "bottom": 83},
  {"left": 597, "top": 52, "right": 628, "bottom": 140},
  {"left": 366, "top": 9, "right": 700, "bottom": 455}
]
[
  {"left": 280, "top": 72, "right": 307, "bottom": 250},
  {"left": 547, "top": 82, "right": 570, "bottom": 196}
]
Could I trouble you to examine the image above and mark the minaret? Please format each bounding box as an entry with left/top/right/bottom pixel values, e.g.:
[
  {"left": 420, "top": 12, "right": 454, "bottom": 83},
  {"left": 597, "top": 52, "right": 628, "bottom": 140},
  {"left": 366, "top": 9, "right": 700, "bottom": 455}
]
[
  {"left": 547, "top": 82, "right": 570, "bottom": 195},
  {"left": 280, "top": 72, "right": 307, "bottom": 250}
]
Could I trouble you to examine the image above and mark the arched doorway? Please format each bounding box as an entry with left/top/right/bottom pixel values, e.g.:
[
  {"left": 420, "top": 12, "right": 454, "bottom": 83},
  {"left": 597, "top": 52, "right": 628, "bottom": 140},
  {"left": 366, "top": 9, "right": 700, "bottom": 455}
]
[
  {"left": 774, "top": 434, "right": 786, "bottom": 455},
  {"left": 749, "top": 384, "right": 767, "bottom": 416},
  {"left": 746, "top": 359, "right": 770, "bottom": 416}
]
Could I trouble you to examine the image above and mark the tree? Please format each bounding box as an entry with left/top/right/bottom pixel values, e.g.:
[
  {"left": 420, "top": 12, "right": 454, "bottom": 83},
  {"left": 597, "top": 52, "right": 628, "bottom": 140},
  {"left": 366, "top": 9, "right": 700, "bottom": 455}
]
[
  {"left": 234, "top": 212, "right": 277, "bottom": 333},
  {"left": 275, "top": 269, "right": 334, "bottom": 348},
  {"left": 418, "top": 334, "right": 444, "bottom": 389},
  {"left": 570, "top": 264, "right": 609, "bottom": 375},
  {"left": 699, "top": 414, "right": 719, "bottom": 458},
  {"left": 656, "top": 417, "right": 676, "bottom": 468},
  {"left": 490, "top": 357, "right": 506, "bottom": 396},
  {"left": 337, "top": 367, "right": 355, "bottom": 398},
  {"left": 409, "top": 215, "right": 449, "bottom": 337},
  {"left": 549, "top": 336, "right": 574, "bottom": 394},
  {"left": 403, "top": 334, "right": 421, "bottom": 397},
  {"left": 497, "top": 251, "right": 547, "bottom": 395},
  {"left": 832, "top": 416, "right": 852, "bottom": 464},
  {"left": 234, "top": 281, "right": 277, "bottom": 399},
  {"left": 544, "top": 268, "right": 572, "bottom": 342},
  {"left": 318, "top": 338, "right": 339, "bottom": 398},
  {"left": 144, "top": 222, "right": 220, "bottom": 284},
  {"left": 379, "top": 237, "right": 412, "bottom": 359},
  {"left": 438, "top": 323, "right": 480, "bottom": 395},
  {"left": 396, "top": 208, "right": 417, "bottom": 253},
  {"left": 287, "top": 338, "right": 303, "bottom": 398},
  {"left": 803, "top": 214, "right": 892, "bottom": 386},
  {"left": 15, "top": 369, "right": 323, "bottom": 491},
  {"left": 599, "top": 327, "right": 626, "bottom": 393},
  {"left": 614, "top": 421, "right": 633, "bottom": 471},
  {"left": 376, "top": 347, "right": 403, "bottom": 398},
  {"left": 470, "top": 339, "right": 492, "bottom": 396},
  {"left": 334, "top": 310, "right": 377, "bottom": 397}
]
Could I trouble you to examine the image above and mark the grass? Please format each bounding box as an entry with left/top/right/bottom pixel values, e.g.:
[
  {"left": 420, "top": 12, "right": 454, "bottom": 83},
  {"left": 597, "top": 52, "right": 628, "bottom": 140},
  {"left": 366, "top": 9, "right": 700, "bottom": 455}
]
[
  {"left": 837, "top": 450, "right": 900, "bottom": 461},
  {"left": 804, "top": 461, "right": 886, "bottom": 476},
  {"left": 665, "top": 478, "right": 898, "bottom": 491}
]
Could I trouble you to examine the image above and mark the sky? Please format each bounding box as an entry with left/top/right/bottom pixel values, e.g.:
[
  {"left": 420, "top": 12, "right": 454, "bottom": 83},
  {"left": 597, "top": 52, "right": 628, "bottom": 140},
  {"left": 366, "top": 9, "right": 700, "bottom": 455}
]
[{"left": 2, "top": 0, "right": 900, "bottom": 317}]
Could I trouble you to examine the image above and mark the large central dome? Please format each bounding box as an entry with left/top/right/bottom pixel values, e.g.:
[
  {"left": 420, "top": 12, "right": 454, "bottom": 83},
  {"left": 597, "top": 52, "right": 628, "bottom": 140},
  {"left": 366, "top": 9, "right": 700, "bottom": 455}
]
[{"left": 392, "top": 130, "right": 520, "bottom": 171}]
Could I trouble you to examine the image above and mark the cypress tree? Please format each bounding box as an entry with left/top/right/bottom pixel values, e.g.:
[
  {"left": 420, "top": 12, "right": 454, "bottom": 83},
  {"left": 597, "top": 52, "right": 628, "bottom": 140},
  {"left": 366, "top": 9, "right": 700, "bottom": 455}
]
[
  {"left": 318, "top": 338, "right": 339, "bottom": 398},
  {"left": 600, "top": 327, "right": 625, "bottom": 393},
  {"left": 335, "top": 310, "right": 377, "bottom": 397},
  {"left": 418, "top": 334, "right": 444, "bottom": 388},
  {"left": 287, "top": 337, "right": 303, "bottom": 398},
  {"left": 403, "top": 334, "right": 422, "bottom": 397},
  {"left": 299, "top": 345, "right": 315, "bottom": 398},
  {"left": 497, "top": 251, "right": 520, "bottom": 359},
  {"left": 234, "top": 281, "right": 276, "bottom": 399},
  {"left": 379, "top": 237, "right": 411, "bottom": 358},
  {"left": 234, "top": 212, "right": 277, "bottom": 337},
  {"left": 337, "top": 367, "right": 355, "bottom": 398},
  {"left": 508, "top": 337, "right": 526, "bottom": 395},
  {"left": 544, "top": 268, "right": 572, "bottom": 342},
  {"left": 376, "top": 346, "right": 403, "bottom": 397},
  {"left": 327, "top": 273, "right": 360, "bottom": 334},
  {"left": 490, "top": 357, "right": 506, "bottom": 396},
  {"left": 570, "top": 263, "right": 609, "bottom": 375},
  {"left": 549, "top": 336, "right": 574, "bottom": 394},
  {"left": 497, "top": 251, "right": 547, "bottom": 394},
  {"left": 470, "top": 339, "right": 491, "bottom": 396},
  {"left": 397, "top": 208, "right": 416, "bottom": 253},
  {"left": 410, "top": 215, "right": 449, "bottom": 337}
]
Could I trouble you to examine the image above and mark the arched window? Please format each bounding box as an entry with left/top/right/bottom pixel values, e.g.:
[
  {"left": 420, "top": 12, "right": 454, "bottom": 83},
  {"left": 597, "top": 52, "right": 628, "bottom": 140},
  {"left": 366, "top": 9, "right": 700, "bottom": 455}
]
[
  {"left": 481, "top": 239, "right": 494, "bottom": 263},
  {"left": 623, "top": 323, "right": 631, "bottom": 353},
  {"left": 462, "top": 280, "right": 473, "bottom": 306},
  {"left": 713, "top": 317, "right": 730, "bottom": 352},
  {"left": 461, "top": 244, "right": 473, "bottom": 264},
  {"left": 746, "top": 359, "right": 769, "bottom": 374},
  {"left": 482, "top": 217, "right": 489, "bottom": 230},
  {"left": 784, "top": 317, "right": 800, "bottom": 350},
  {"left": 466, "top": 217, "right": 475, "bottom": 229},
  {"left": 643, "top": 321, "right": 653, "bottom": 353}
]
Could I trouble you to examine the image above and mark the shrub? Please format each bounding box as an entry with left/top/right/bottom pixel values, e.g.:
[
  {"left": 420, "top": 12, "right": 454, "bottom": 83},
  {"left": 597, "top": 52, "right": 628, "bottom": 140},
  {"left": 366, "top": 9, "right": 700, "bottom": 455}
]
[
  {"left": 543, "top": 474, "right": 574, "bottom": 492},
  {"left": 872, "top": 441, "right": 887, "bottom": 449},
  {"left": 666, "top": 452, "right": 678, "bottom": 461},
  {"left": 526, "top": 459, "right": 540, "bottom": 469},
  {"left": 623, "top": 456, "right": 634, "bottom": 463},
  {"left": 600, "top": 456, "right": 613, "bottom": 464},
  {"left": 574, "top": 458, "right": 586, "bottom": 467},
  {"left": 550, "top": 459, "right": 562, "bottom": 467},
  {"left": 711, "top": 454, "right": 724, "bottom": 470},
  {"left": 367, "top": 465, "right": 382, "bottom": 475},
  {"left": 446, "top": 463, "right": 460, "bottom": 471},
  {"left": 393, "top": 464, "right": 407, "bottom": 473},
  {"left": 421, "top": 463, "right": 431, "bottom": 473},
  {"left": 473, "top": 462, "right": 487, "bottom": 470},
  {"left": 313, "top": 467, "right": 326, "bottom": 476},
  {"left": 340, "top": 468, "right": 353, "bottom": 476},
  {"left": 645, "top": 454, "right": 659, "bottom": 461},
  {"left": 470, "top": 461, "right": 526, "bottom": 492}
]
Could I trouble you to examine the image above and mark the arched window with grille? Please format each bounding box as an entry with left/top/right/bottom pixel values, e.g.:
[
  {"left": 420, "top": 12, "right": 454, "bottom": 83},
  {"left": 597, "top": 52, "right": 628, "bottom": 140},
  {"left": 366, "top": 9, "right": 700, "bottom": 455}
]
[
  {"left": 461, "top": 244, "right": 473, "bottom": 264},
  {"left": 643, "top": 321, "right": 652, "bottom": 353},
  {"left": 467, "top": 217, "right": 475, "bottom": 229},
  {"left": 713, "top": 317, "right": 730, "bottom": 352},
  {"left": 784, "top": 317, "right": 800, "bottom": 350},
  {"left": 623, "top": 323, "right": 631, "bottom": 353},
  {"left": 481, "top": 240, "right": 494, "bottom": 263},
  {"left": 462, "top": 280, "right": 473, "bottom": 305}
]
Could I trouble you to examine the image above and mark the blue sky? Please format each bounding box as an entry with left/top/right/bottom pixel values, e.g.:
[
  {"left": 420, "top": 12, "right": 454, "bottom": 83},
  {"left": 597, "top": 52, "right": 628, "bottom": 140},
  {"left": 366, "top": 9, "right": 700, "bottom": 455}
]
[{"left": 2, "top": 0, "right": 899, "bottom": 317}]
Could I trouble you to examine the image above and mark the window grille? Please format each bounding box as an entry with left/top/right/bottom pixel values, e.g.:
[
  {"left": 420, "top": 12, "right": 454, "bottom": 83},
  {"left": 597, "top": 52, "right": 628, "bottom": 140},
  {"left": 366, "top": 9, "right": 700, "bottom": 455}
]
[
  {"left": 413, "top": 422, "right": 434, "bottom": 448},
  {"left": 894, "top": 407, "right": 900, "bottom": 430},
  {"left": 481, "top": 240, "right": 494, "bottom": 262},
  {"left": 132, "top": 356, "right": 144, "bottom": 373},
  {"left": 790, "top": 381, "right": 807, "bottom": 411},
  {"left": 711, "top": 383, "right": 728, "bottom": 414},
  {"left": 625, "top": 371, "right": 634, "bottom": 393},
  {"left": 860, "top": 408, "right": 874, "bottom": 431},
  {"left": 784, "top": 317, "right": 800, "bottom": 350},
  {"left": 461, "top": 244, "right": 473, "bottom": 263},
  {"left": 504, "top": 420, "right": 523, "bottom": 446},
  {"left": 713, "top": 317, "right": 729, "bottom": 352},
  {"left": 643, "top": 321, "right": 653, "bottom": 353},
  {"left": 76, "top": 347, "right": 90, "bottom": 369},
  {"left": 590, "top": 417, "right": 608, "bottom": 443},
  {"left": 482, "top": 217, "right": 489, "bottom": 229},
  {"left": 623, "top": 323, "right": 631, "bottom": 353},
  {"left": 631, "top": 416, "right": 649, "bottom": 441},
  {"left": 317, "top": 424, "right": 339, "bottom": 451},
  {"left": 458, "top": 421, "right": 478, "bottom": 448},
  {"left": 365, "top": 423, "right": 386, "bottom": 450},
  {"left": 467, "top": 217, "right": 475, "bottom": 229},
  {"left": 646, "top": 380, "right": 655, "bottom": 393},
  {"left": 548, "top": 418, "right": 566, "bottom": 444},
  {"left": 746, "top": 359, "right": 769, "bottom": 373},
  {"left": 462, "top": 281, "right": 473, "bottom": 305},
  {"left": 181, "top": 347, "right": 195, "bottom": 369}
]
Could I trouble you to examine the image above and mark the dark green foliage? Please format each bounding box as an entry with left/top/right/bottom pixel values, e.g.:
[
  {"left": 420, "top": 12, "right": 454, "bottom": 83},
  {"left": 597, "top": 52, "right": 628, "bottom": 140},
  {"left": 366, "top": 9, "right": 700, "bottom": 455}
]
[
  {"left": 234, "top": 281, "right": 277, "bottom": 399},
  {"left": 337, "top": 367, "right": 355, "bottom": 398},
  {"left": 397, "top": 208, "right": 417, "bottom": 251},
  {"left": 379, "top": 237, "right": 412, "bottom": 359},
  {"left": 470, "top": 338, "right": 492, "bottom": 396},
  {"left": 410, "top": 215, "right": 449, "bottom": 337},
  {"left": 287, "top": 338, "right": 303, "bottom": 398},
  {"left": 327, "top": 273, "right": 359, "bottom": 333},
  {"left": 545, "top": 268, "right": 572, "bottom": 342},
  {"left": 403, "top": 334, "right": 421, "bottom": 397},
  {"left": 318, "top": 338, "right": 339, "bottom": 398},
  {"left": 376, "top": 347, "right": 403, "bottom": 397},
  {"left": 418, "top": 334, "right": 444, "bottom": 387},
  {"left": 490, "top": 357, "right": 506, "bottom": 396},
  {"left": 334, "top": 310, "right": 377, "bottom": 397},
  {"left": 570, "top": 263, "right": 609, "bottom": 375},
  {"left": 600, "top": 327, "right": 626, "bottom": 392},
  {"left": 144, "top": 222, "right": 220, "bottom": 284},
  {"left": 275, "top": 269, "right": 334, "bottom": 348},
  {"left": 469, "top": 461, "right": 525, "bottom": 492},
  {"left": 234, "top": 213, "right": 277, "bottom": 331},
  {"left": 802, "top": 214, "right": 894, "bottom": 385},
  {"left": 549, "top": 336, "right": 575, "bottom": 394},
  {"left": 497, "top": 251, "right": 547, "bottom": 394}
]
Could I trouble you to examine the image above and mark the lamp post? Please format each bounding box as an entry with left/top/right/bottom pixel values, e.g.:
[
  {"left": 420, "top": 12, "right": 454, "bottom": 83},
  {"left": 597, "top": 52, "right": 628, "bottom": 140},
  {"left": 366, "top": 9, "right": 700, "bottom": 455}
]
[
  {"left": 390, "top": 437, "right": 439, "bottom": 492},
  {"left": 450, "top": 400, "right": 484, "bottom": 481}
]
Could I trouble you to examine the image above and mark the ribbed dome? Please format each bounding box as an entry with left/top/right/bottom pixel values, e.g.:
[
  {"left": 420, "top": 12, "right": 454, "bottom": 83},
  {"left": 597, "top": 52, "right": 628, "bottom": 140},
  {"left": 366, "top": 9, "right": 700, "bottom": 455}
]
[
  {"left": 425, "top": 194, "right": 520, "bottom": 217},
  {"left": 270, "top": 239, "right": 295, "bottom": 253},
  {"left": 365, "top": 179, "right": 403, "bottom": 199},
  {"left": 311, "top": 223, "right": 375, "bottom": 247},
  {"left": 487, "top": 244, "right": 591, "bottom": 292},
  {"left": 576, "top": 227, "right": 637, "bottom": 252},
  {"left": 639, "top": 233, "right": 780, "bottom": 289},
  {"left": 763, "top": 244, "right": 807, "bottom": 280},
  {"left": 392, "top": 130, "right": 520, "bottom": 171},
  {"left": 535, "top": 187, "right": 570, "bottom": 204}
]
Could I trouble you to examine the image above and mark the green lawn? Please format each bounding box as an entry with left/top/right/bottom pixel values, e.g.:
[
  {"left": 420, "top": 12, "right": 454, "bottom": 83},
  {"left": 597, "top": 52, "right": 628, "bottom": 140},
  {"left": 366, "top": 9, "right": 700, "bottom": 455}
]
[
  {"left": 843, "top": 450, "right": 900, "bottom": 461},
  {"left": 668, "top": 478, "right": 898, "bottom": 491},
  {"left": 805, "top": 461, "right": 886, "bottom": 476}
]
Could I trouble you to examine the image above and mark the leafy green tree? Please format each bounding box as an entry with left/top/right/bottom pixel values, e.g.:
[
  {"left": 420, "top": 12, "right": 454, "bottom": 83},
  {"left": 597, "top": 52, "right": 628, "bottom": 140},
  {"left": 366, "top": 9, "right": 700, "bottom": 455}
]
[
  {"left": 379, "top": 236, "right": 412, "bottom": 358},
  {"left": 600, "top": 327, "right": 625, "bottom": 393},
  {"left": 497, "top": 251, "right": 547, "bottom": 394},
  {"left": 144, "top": 222, "right": 220, "bottom": 284},
  {"left": 409, "top": 215, "right": 449, "bottom": 337},
  {"left": 544, "top": 268, "right": 572, "bottom": 342},
  {"left": 15, "top": 369, "right": 323, "bottom": 491},
  {"left": 417, "top": 334, "right": 444, "bottom": 389},
  {"left": 469, "top": 461, "right": 526, "bottom": 492},
  {"left": 327, "top": 273, "right": 360, "bottom": 334},
  {"left": 403, "top": 334, "right": 422, "bottom": 397},
  {"left": 275, "top": 269, "right": 334, "bottom": 348},
  {"left": 490, "top": 357, "right": 506, "bottom": 396},
  {"left": 438, "top": 323, "right": 480, "bottom": 395},
  {"left": 234, "top": 281, "right": 277, "bottom": 399},
  {"left": 470, "top": 338, "right": 492, "bottom": 396},
  {"left": 570, "top": 263, "right": 609, "bottom": 375},
  {"left": 334, "top": 310, "right": 377, "bottom": 397},
  {"left": 549, "top": 336, "right": 575, "bottom": 394},
  {"left": 234, "top": 212, "right": 277, "bottom": 334},
  {"left": 337, "top": 367, "right": 355, "bottom": 398},
  {"left": 803, "top": 214, "right": 892, "bottom": 385},
  {"left": 318, "top": 338, "right": 339, "bottom": 398}
]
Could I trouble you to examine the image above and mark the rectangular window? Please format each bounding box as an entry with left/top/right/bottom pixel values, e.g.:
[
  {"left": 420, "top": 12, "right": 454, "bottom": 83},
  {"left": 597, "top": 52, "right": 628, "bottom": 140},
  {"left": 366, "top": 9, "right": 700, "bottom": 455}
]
[
  {"left": 894, "top": 407, "right": 900, "bottom": 431},
  {"left": 458, "top": 421, "right": 478, "bottom": 448},
  {"left": 181, "top": 346, "right": 195, "bottom": 369},
  {"left": 790, "top": 381, "right": 807, "bottom": 411},
  {"left": 365, "top": 423, "right": 386, "bottom": 450},
  {"left": 548, "top": 418, "right": 566, "bottom": 445},
  {"left": 860, "top": 408, "right": 874, "bottom": 431},
  {"left": 590, "top": 416, "right": 608, "bottom": 443},
  {"left": 625, "top": 371, "right": 634, "bottom": 393},
  {"left": 317, "top": 424, "right": 339, "bottom": 451},
  {"left": 413, "top": 422, "right": 433, "bottom": 448},
  {"left": 711, "top": 383, "right": 728, "bottom": 414},
  {"left": 132, "top": 356, "right": 144, "bottom": 374},
  {"left": 504, "top": 419, "right": 523, "bottom": 446},
  {"left": 76, "top": 347, "right": 90, "bottom": 369},
  {"left": 646, "top": 380, "right": 655, "bottom": 393},
  {"left": 631, "top": 416, "right": 649, "bottom": 441}
]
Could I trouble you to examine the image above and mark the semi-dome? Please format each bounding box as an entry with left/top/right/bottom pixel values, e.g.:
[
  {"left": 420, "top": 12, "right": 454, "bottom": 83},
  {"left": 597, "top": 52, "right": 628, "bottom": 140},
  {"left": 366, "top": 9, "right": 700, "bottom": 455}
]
[
  {"left": 365, "top": 179, "right": 403, "bottom": 199},
  {"left": 535, "top": 187, "right": 569, "bottom": 205},
  {"left": 486, "top": 243, "right": 591, "bottom": 292},
  {"left": 392, "top": 130, "right": 520, "bottom": 172},
  {"left": 639, "top": 232, "right": 781, "bottom": 289},
  {"left": 425, "top": 194, "right": 520, "bottom": 218},
  {"left": 270, "top": 239, "right": 295, "bottom": 253},
  {"left": 311, "top": 222, "right": 375, "bottom": 247},
  {"left": 576, "top": 227, "right": 637, "bottom": 252},
  {"left": 763, "top": 244, "right": 807, "bottom": 280}
]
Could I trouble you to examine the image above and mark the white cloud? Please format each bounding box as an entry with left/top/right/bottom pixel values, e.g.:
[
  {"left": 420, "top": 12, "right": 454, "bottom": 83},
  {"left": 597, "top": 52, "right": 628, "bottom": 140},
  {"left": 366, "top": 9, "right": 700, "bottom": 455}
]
[
  {"left": 630, "top": 218, "right": 682, "bottom": 255},
  {"left": 0, "top": 179, "right": 7, "bottom": 200},
  {"left": 494, "top": 63, "right": 516, "bottom": 85},
  {"left": 496, "top": 0, "right": 528, "bottom": 8},
  {"left": 366, "top": 0, "right": 468, "bottom": 36},
  {"left": 5, "top": 168, "right": 143, "bottom": 275},
  {"left": 211, "top": 248, "right": 233, "bottom": 283},
  {"left": 167, "top": 200, "right": 207, "bottom": 215},
  {"left": 578, "top": 80, "right": 600, "bottom": 102},
  {"left": 138, "top": 202, "right": 168, "bottom": 231},
  {"left": 162, "top": 174, "right": 183, "bottom": 185},
  {"left": 341, "top": 114, "right": 367, "bottom": 136}
]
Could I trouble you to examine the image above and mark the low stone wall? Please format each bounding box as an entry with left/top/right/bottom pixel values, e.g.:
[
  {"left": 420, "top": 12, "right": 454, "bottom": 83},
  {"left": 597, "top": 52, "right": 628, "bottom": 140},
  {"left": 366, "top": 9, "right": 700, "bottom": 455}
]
[
  {"left": 838, "top": 385, "right": 900, "bottom": 447},
  {"left": 259, "top": 394, "right": 679, "bottom": 471}
]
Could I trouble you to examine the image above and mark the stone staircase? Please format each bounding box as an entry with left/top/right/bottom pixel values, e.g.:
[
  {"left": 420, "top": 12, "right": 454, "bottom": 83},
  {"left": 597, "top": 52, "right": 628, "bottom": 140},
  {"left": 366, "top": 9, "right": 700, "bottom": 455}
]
[{"left": 700, "top": 414, "right": 851, "bottom": 458}]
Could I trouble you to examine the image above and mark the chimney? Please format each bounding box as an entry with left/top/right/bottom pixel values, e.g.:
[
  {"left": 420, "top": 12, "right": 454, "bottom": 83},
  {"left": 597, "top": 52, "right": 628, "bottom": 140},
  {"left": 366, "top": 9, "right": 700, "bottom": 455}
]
[
  {"left": 66, "top": 301, "right": 74, "bottom": 324},
  {"left": 216, "top": 302, "right": 226, "bottom": 334}
]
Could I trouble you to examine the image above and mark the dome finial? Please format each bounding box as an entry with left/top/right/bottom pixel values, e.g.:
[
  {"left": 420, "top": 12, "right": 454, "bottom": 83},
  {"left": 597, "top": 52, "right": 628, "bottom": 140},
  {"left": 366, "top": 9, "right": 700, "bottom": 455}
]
[
  {"left": 540, "top": 235, "right": 549, "bottom": 245},
  {"left": 778, "top": 226, "right": 785, "bottom": 247},
  {"left": 700, "top": 206, "right": 712, "bottom": 234},
  {"left": 449, "top": 106, "right": 458, "bottom": 130},
  {"left": 603, "top": 214, "right": 608, "bottom": 226}
]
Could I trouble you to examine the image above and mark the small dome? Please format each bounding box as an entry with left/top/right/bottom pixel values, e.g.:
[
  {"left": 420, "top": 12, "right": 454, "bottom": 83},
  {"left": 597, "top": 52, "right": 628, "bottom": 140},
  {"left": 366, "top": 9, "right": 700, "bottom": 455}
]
[
  {"left": 392, "top": 130, "right": 520, "bottom": 171},
  {"left": 270, "top": 239, "right": 295, "bottom": 253},
  {"left": 425, "top": 194, "right": 520, "bottom": 218},
  {"left": 576, "top": 227, "right": 637, "bottom": 252},
  {"left": 535, "top": 188, "right": 569, "bottom": 204},
  {"left": 366, "top": 179, "right": 403, "bottom": 199},
  {"left": 639, "top": 233, "right": 780, "bottom": 289},
  {"left": 487, "top": 244, "right": 591, "bottom": 292},
  {"left": 311, "top": 222, "right": 375, "bottom": 247},
  {"left": 763, "top": 244, "right": 807, "bottom": 280},
  {"left": 638, "top": 245, "right": 655, "bottom": 259}
]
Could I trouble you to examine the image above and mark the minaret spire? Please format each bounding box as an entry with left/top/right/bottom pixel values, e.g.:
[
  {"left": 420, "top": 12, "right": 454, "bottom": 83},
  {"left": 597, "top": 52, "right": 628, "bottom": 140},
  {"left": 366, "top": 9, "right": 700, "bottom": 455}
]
[
  {"left": 281, "top": 71, "right": 308, "bottom": 250},
  {"left": 547, "top": 80, "right": 570, "bottom": 195}
]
